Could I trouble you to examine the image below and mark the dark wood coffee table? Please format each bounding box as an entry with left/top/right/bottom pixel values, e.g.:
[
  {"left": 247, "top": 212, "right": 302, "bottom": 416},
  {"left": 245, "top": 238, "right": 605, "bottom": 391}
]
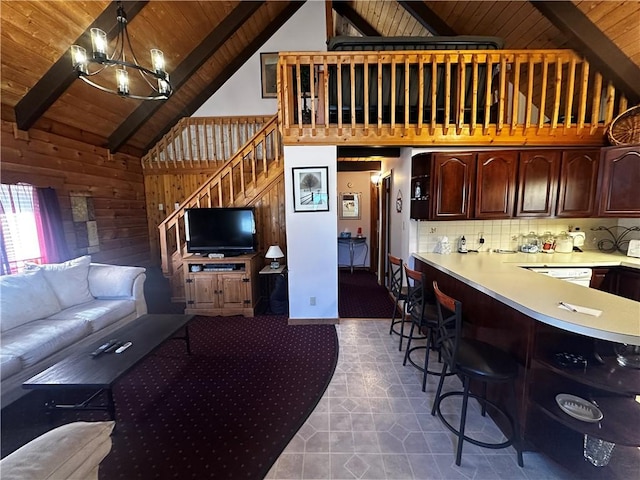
[{"left": 23, "top": 314, "right": 195, "bottom": 420}]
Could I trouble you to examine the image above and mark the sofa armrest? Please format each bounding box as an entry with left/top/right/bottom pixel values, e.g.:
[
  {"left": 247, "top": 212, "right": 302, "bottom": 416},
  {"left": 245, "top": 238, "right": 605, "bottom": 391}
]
[
  {"left": 88, "top": 263, "right": 147, "bottom": 316},
  {"left": 132, "top": 273, "right": 148, "bottom": 317}
]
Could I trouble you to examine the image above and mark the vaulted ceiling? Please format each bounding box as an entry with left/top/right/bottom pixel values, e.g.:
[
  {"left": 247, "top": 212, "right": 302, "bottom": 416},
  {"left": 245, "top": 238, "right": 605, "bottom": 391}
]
[{"left": 2, "top": 1, "right": 639, "bottom": 157}]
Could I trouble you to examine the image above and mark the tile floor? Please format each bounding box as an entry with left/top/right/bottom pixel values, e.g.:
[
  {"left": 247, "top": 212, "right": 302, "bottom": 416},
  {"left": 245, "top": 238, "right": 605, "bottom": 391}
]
[{"left": 266, "top": 318, "right": 579, "bottom": 480}]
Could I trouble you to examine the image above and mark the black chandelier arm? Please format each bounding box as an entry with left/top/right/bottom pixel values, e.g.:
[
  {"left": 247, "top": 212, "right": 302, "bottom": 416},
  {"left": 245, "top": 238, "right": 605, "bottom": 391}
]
[
  {"left": 77, "top": 76, "right": 169, "bottom": 100},
  {"left": 87, "top": 58, "right": 168, "bottom": 82}
]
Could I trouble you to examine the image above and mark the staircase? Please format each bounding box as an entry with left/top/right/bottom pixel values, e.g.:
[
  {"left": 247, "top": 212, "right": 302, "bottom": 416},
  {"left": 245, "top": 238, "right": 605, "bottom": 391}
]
[{"left": 157, "top": 115, "right": 284, "bottom": 301}]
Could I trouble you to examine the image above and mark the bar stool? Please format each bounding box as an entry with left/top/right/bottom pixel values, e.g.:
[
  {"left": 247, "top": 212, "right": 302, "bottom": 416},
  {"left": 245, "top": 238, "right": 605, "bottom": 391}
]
[
  {"left": 401, "top": 265, "right": 440, "bottom": 392},
  {"left": 431, "top": 281, "right": 524, "bottom": 467},
  {"left": 387, "top": 254, "right": 412, "bottom": 351}
]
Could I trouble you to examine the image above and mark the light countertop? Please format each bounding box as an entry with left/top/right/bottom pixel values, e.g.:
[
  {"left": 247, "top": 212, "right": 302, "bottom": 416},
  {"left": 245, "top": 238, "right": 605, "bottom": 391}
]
[{"left": 412, "top": 251, "right": 640, "bottom": 345}]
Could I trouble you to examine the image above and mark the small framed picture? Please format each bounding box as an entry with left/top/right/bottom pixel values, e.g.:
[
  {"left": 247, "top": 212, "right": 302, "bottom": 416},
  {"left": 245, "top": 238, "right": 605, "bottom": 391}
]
[
  {"left": 340, "top": 192, "right": 360, "bottom": 219},
  {"left": 260, "top": 52, "right": 279, "bottom": 98},
  {"left": 292, "top": 167, "right": 329, "bottom": 212}
]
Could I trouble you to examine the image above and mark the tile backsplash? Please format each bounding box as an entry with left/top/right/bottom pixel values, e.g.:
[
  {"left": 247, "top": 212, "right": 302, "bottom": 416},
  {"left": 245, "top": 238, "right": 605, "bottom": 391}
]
[{"left": 416, "top": 217, "right": 640, "bottom": 253}]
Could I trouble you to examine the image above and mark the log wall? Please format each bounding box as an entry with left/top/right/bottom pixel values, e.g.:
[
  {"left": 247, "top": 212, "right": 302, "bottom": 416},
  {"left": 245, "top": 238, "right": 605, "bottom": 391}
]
[{"left": 0, "top": 120, "right": 150, "bottom": 267}]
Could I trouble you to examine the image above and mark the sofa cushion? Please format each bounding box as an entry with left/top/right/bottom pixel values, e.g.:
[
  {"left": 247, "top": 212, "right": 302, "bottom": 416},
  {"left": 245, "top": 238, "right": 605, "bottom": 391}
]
[
  {"left": 0, "top": 421, "right": 115, "bottom": 480},
  {"left": 1, "top": 319, "right": 89, "bottom": 368},
  {"left": 47, "top": 299, "right": 136, "bottom": 333},
  {"left": 0, "top": 354, "right": 22, "bottom": 381},
  {"left": 0, "top": 270, "right": 62, "bottom": 332},
  {"left": 34, "top": 255, "right": 94, "bottom": 309},
  {"left": 88, "top": 263, "right": 146, "bottom": 298}
]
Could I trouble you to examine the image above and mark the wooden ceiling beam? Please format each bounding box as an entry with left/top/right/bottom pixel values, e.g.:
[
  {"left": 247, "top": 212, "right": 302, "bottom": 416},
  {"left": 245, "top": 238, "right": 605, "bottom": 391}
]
[
  {"left": 531, "top": 0, "right": 640, "bottom": 104},
  {"left": 108, "top": 1, "right": 265, "bottom": 153},
  {"left": 142, "top": 1, "right": 306, "bottom": 153},
  {"left": 332, "top": 1, "right": 380, "bottom": 36},
  {"left": 14, "top": 1, "right": 148, "bottom": 131},
  {"left": 337, "top": 161, "right": 382, "bottom": 172},
  {"left": 397, "top": 0, "right": 456, "bottom": 36}
]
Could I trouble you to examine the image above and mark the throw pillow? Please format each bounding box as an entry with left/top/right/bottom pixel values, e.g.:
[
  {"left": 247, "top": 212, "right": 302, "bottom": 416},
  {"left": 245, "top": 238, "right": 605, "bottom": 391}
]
[
  {"left": 0, "top": 421, "right": 115, "bottom": 480},
  {"left": 35, "top": 255, "right": 94, "bottom": 309},
  {"left": 0, "top": 269, "right": 62, "bottom": 332}
]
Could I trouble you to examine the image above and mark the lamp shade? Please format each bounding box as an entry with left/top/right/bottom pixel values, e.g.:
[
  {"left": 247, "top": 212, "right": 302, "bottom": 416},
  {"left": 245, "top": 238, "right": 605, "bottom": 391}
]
[{"left": 265, "top": 245, "right": 284, "bottom": 260}]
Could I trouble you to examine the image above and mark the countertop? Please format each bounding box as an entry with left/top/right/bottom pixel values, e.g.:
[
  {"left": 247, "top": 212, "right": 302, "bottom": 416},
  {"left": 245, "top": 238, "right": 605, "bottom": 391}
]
[{"left": 412, "top": 251, "right": 640, "bottom": 345}]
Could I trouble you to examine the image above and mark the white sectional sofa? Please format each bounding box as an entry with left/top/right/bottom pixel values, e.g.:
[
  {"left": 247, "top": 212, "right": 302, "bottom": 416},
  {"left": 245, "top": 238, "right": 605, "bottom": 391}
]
[{"left": 0, "top": 255, "right": 147, "bottom": 407}]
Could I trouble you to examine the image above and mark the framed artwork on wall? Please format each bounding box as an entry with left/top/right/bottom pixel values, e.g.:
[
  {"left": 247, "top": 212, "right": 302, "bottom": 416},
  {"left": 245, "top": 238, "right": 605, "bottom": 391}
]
[
  {"left": 339, "top": 192, "right": 360, "bottom": 219},
  {"left": 292, "top": 166, "right": 329, "bottom": 212},
  {"left": 260, "top": 52, "right": 278, "bottom": 98}
]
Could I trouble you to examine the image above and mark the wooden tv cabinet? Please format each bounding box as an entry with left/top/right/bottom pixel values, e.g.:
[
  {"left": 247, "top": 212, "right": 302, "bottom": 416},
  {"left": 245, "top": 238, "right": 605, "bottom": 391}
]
[{"left": 182, "top": 253, "right": 261, "bottom": 317}]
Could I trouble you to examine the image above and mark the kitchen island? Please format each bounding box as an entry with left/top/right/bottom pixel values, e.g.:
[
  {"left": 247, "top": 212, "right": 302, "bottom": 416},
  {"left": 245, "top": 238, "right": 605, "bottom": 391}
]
[{"left": 412, "top": 250, "right": 640, "bottom": 462}]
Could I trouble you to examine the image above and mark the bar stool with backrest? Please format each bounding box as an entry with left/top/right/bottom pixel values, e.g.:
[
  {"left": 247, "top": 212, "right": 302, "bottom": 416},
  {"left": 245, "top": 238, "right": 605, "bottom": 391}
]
[
  {"left": 431, "top": 281, "right": 524, "bottom": 468},
  {"left": 387, "top": 254, "right": 412, "bottom": 350},
  {"left": 402, "top": 265, "right": 442, "bottom": 392}
]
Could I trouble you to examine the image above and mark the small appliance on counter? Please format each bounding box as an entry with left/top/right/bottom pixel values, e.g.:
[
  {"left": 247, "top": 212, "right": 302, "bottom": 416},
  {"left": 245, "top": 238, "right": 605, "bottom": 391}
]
[
  {"left": 628, "top": 239, "right": 640, "bottom": 258},
  {"left": 568, "top": 231, "right": 586, "bottom": 252}
]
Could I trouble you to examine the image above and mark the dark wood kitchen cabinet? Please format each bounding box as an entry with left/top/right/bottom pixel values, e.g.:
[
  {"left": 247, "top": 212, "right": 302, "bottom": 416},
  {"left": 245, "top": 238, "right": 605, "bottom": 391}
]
[
  {"left": 474, "top": 151, "right": 518, "bottom": 219},
  {"left": 431, "top": 152, "right": 475, "bottom": 220},
  {"left": 597, "top": 145, "right": 640, "bottom": 217},
  {"left": 556, "top": 149, "right": 600, "bottom": 217},
  {"left": 515, "top": 150, "right": 561, "bottom": 217},
  {"left": 614, "top": 268, "right": 640, "bottom": 302}
]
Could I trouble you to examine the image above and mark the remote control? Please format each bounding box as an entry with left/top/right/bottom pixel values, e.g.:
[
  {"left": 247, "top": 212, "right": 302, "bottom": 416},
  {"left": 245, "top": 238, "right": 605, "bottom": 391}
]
[
  {"left": 115, "top": 342, "right": 132, "bottom": 354},
  {"left": 104, "top": 341, "right": 123, "bottom": 353},
  {"left": 90, "top": 339, "right": 118, "bottom": 357}
]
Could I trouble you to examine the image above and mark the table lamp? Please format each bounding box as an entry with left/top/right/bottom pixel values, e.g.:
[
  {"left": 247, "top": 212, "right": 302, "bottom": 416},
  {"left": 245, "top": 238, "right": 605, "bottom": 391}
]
[{"left": 265, "top": 245, "right": 284, "bottom": 269}]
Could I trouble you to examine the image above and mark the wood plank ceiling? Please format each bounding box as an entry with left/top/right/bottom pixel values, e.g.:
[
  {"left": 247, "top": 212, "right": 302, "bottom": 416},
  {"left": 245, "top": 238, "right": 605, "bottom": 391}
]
[{"left": 1, "top": 1, "right": 638, "bottom": 158}]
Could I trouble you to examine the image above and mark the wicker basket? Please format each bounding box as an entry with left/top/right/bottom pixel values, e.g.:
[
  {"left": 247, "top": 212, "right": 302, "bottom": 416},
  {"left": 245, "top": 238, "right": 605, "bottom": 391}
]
[{"left": 607, "top": 104, "right": 640, "bottom": 146}]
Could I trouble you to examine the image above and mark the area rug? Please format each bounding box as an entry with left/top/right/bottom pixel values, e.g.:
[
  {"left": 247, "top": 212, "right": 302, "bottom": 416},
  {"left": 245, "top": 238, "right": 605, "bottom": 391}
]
[
  {"left": 1, "top": 315, "right": 338, "bottom": 479},
  {"left": 339, "top": 269, "right": 395, "bottom": 318}
]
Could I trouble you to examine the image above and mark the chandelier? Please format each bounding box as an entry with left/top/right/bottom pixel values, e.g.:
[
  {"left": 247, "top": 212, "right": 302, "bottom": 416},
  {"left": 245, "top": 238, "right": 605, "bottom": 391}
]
[{"left": 70, "top": 2, "right": 172, "bottom": 100}]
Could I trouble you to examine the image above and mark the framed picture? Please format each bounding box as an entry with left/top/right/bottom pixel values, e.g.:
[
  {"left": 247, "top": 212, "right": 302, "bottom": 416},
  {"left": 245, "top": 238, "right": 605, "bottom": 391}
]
[
  {"left": 339, "top": 192, "right": 360, "bottom": 219},
  {"left": 260, "top": 52, "right": 278, "bottom": 98},
  {"left": 292, "top": 167, "right": 329, "bottom": 212}
]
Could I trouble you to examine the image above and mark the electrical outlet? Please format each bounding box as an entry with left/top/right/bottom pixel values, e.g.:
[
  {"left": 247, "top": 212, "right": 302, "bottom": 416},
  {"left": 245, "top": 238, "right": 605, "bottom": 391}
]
[
  {"left": 309, "top": 296, "right": 316, "bottom": 306},
  {"left": 158, "top": 203, "right": 164, "bottom": 211},
  {"left": 174, "top": 202, "right": 180, "bottom": 209},
  {"left": 430, "top": 227, "right": 437, "bottom": 233}
]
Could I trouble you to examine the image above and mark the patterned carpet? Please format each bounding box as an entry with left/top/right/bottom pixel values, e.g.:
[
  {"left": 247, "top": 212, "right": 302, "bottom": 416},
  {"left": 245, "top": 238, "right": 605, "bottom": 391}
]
[
  {"left": 1, "top": 315, "right": 338, "bottom": 479},
  {"left": 339, "top": 270, "right": 395, "bottom": 319}
]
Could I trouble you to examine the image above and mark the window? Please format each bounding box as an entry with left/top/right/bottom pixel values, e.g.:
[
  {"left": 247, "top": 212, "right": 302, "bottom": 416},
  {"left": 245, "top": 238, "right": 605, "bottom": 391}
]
[{"left": 0, "top": 184, "right": 45, "bottom": 274}]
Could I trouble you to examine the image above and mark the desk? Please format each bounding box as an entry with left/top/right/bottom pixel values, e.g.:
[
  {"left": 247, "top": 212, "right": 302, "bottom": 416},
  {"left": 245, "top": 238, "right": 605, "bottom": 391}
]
[{"left": 338, "top": 237, "right": 368, "bottom": 273}]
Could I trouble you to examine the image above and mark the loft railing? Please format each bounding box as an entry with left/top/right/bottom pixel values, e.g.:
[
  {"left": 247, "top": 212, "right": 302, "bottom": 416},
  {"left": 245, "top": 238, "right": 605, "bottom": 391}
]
[
  {"left": 277, "top": 50, "right": 628, "bottom": 145},
  {"left": 142, "top": 115, "right": 272, "bottom": 171},
  {"left": 158, "top": 115, "right": 281, "bottom": 276}
]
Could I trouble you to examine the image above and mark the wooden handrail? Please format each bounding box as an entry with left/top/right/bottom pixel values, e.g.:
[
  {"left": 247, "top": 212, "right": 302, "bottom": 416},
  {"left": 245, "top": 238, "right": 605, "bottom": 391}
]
[
  {"left": 158, "top": 115, "right": 281, "bottom": 275},
  {"left": 277, "top": 49, "right": 627, "bottom": 145},
  {"left": 142, "top": 115, "right": 272, "bottom": 170}
]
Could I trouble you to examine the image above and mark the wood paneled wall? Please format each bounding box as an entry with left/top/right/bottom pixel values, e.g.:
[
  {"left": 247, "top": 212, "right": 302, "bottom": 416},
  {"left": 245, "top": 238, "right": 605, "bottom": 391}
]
[
  {"left": 145, "top": 171, "right": 287, "bottom": 268},
  {"left": 0, "top": 120, "right": 150, "bottom": 267}
]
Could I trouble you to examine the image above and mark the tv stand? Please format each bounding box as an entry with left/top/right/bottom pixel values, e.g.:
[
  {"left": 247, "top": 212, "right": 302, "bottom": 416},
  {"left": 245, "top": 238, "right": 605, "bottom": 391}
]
[{"left": 183, "top": 253, "right": 261, "bottom": 317}]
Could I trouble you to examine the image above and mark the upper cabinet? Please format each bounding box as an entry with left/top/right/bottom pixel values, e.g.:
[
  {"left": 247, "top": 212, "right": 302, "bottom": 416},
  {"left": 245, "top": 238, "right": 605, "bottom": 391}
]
[
  {"left": 475, "top": 151, "right": 518, "bottom": 219},
  {"left": 411, "top": 148, "right": 603, "bottom": 221},
  {"left": 515, "top": 150, "right": 560, "bottom": 217},
  {"left": 597, "top": 146, "right": 640, "bottom": 217},
  {"left": 431, "top": 153, "right": 476, "bottom": 220},
  {"left": 556, "top": 150, "right": 600, "bottom": 217}
]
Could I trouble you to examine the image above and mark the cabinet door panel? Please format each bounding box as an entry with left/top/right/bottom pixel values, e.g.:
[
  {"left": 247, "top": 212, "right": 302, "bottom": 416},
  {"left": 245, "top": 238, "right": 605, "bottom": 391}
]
[
  {"left": 219, "top": 274, "right": 249, "bottom": 308},
  {"left": 190, "top": 276, "right": 218, "bottom": 308},
  {"left": 598, "top": 146, "right": 640, "bottom": 217},
  {"left": 516, "top": 151, "right": 560, "bottom": 217},
  {"left": 556, "top": 150, "right": 599, "bottom": 217},
  {"left": 432, "top": 153, "right": 475, "bottom": 219},
  {"left": 475, "top": 151, "right": 517, "bottom": 218}
]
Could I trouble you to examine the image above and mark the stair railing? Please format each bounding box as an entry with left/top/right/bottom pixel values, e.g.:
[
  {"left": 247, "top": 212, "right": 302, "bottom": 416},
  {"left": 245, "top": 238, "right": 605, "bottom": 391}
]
[{"left": 158, "top": 115, "right": 281, "bottom": 276}]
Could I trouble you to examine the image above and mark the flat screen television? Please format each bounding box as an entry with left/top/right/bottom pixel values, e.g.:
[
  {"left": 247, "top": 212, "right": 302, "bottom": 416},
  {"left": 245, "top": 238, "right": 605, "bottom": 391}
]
[{"left": 184, "top": 207, "right": 256, "bottom": 256}]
